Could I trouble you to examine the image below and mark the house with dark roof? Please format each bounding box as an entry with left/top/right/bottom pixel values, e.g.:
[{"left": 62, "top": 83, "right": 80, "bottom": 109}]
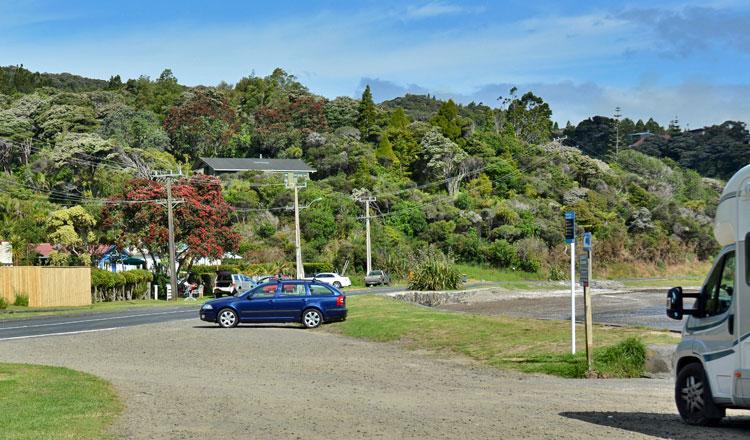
[{"left": 198, "top": 157, "right": 316, "bottom": 176}]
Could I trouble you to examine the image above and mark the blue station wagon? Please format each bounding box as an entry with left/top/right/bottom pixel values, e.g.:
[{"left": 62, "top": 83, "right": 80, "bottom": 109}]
[{"left": 199, "top": 280, "right": 347, "bottom": 329}]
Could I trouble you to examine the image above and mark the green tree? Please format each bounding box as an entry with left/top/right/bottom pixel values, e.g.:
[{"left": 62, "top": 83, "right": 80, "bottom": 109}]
[
  {"left": 375, "top": 135, "right": 399, "bottom": 167},
  {"left": 356, "top": 85, "right": 378, "bottom": 141},
  {"left": 421, "top": 128, "right": 471, "bottom": 195},
  {"left": 503, "top": 89, "right": 553, "bottom": 144},
  {"left": 430, "top": 99, "right": 463, "bottom": 143},
  {"left": 46, "top": 205, "right": 96, "bottom": 259}
]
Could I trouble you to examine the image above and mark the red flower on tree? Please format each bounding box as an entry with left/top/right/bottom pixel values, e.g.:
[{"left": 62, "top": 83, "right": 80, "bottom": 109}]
[{"left": 103, "top": 174, "right": 240, "bottom": 275}]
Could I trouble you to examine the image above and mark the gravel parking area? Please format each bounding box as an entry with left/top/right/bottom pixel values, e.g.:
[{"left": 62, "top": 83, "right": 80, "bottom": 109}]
[{"left": 0, "top": 319, "right": 749, "bottom": 439}]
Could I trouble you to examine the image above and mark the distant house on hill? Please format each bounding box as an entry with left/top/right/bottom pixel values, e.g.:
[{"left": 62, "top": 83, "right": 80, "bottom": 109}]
[{"left": 197, "top": 157, "right": 315, "bottom": 176}]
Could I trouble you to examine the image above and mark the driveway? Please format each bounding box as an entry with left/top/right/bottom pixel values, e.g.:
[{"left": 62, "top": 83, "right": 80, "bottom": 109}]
[{"left": 0, "top": 319, "right": 749, "bottom": 439}]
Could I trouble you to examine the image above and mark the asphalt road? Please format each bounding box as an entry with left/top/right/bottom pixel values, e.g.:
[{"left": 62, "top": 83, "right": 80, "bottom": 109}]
[
  {"left": 439, "top": 289, "right": 685, "bottom": 331},
  {"left": 0, "top": 306, "right": 199, "bottom": 340}
]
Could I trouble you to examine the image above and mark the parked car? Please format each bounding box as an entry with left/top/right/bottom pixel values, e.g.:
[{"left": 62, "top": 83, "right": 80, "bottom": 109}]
[
  {"left": 214, "top": 271, "right": 255, "bottom": 297},
  {"left": 199, "top": 280, "right": 347, "bottom": 329},
  {"left": 364, "top": 270, "right": 390, "bottom": 287},
  {"left": 304, "top": 272, "right": 351, "bottom": 288}
]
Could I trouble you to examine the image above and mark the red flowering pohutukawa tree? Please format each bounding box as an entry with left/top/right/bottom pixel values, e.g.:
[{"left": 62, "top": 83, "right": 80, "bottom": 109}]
[{"left": 103, "top": 174, "right": 240, "bottom": 280}]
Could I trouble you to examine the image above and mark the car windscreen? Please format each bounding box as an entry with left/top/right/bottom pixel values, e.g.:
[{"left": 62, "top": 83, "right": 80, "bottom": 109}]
[{"left": 367, "top": 271, "right": 381, "bottom": 276}]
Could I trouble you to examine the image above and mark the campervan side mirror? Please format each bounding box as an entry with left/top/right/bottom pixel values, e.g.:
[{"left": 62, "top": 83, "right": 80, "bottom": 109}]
[
  {"left": 666, "top": 287, "right": 684, "bottom": 320},
  {"left": 666, "top": 286, "right": 703, "bottom": 320}
]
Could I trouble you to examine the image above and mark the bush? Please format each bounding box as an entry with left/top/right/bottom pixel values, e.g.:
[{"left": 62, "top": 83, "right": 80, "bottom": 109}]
[
  {"left": 484, "top": 239, "right": 518, "bottom": 268},
  {"left": 594, "top": 337, "right": 646, "bottom": 378},
  {"left": 408, "top": 248, "right": 463, "bottom": 291},
  {"left": 0, "top": 297, "right": 7, "bottom": 310},
  {"left": 13, "top": 294, "right": 29, "bottom": 307},
  {"left": 91, "top": 268, "right": 153, "bottom": 302}
]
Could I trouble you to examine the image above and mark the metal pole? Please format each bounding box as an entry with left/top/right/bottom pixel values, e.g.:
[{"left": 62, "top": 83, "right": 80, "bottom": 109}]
[
  {"left": 584, "top": 249, "right": 593, "bottom": 372},
  {"left": 571, "top": 242, "right": 576, "bottom": 354},
  {"left": 166, "top": 179, "right": 178, "bottom": 300},
  {"left": 365, "top": 200, "right": 372, "bottom": 275},
  {"left": 294, "top": 184, "right": 303, "bottom": 279}
]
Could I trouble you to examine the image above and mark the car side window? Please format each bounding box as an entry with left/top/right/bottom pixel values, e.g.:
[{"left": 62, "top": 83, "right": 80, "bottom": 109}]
[
  {"left": 309, "top": 284, "right": 333, "bottom": 296},
  {"left": 704, "top": 251, "right": 735, "bottom": 317},
  {"left": 252, "top": 284, "right": 277, "bottom": 298},
  {"left": 280, "top": 283, "right": 306, "bottom": 296}
]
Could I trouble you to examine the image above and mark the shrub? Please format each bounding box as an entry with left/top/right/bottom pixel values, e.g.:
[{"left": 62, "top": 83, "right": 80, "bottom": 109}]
[
  {"left": 594, "top": 337, "right": 646, "bottom": 378},
  {"left": 485, "top": 239, "right": 518, "bottom": 268},
  {"left": 13, "top": 293, "right": 29, "bottom": 307},
  {"left": 0, "top": 297, "right": 7, "bottom": 310},
  {"left": 408, "top": 248, "right": 463, "bottom": 291}
]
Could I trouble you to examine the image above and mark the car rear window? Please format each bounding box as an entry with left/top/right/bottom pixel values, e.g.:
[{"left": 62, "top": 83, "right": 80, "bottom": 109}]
[
  {"left": 281, "top": 283, "right": 306, "bottom": 296},
  {"left": 368, "top": 271, "right": 381, "bottom": 276},
  {"left": 309, "top": 284, "right": 334, "bottom": 296}
]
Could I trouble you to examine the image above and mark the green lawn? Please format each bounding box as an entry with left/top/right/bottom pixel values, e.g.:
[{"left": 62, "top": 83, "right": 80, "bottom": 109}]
[
  {"left": 0, "top": 297, "right": 209, "bottom": 320},
  {"left": 0, "top": 363, "right": 122, "bottom": 440},
  {"left": 329, "top": 295, "right": 677, "bottom": 378}
]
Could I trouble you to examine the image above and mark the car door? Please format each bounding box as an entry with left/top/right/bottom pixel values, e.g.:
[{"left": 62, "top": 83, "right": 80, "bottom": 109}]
[
  {"left": 236, "top": 284, "right": 279, "bottom": 321},
  {"left": 686, "top": 247, "right": 736, "bottom": 401},
  {"left": 275, "top": 282, "right": 309, "bottom": 321}
]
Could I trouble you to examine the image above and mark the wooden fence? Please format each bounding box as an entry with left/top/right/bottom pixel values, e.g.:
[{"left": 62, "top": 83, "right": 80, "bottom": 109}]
[{"left": 0, "top": 267, "right": 91, "bottom": 307}]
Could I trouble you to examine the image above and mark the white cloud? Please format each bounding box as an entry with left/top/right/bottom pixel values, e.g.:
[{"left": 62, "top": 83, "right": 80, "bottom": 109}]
[{"left": 405, "top": 2, "right": 466, "bottom": 19}]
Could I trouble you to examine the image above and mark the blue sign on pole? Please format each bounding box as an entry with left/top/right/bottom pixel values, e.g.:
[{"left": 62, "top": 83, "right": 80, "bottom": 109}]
[
  {"left": 564, "top": 211, "right": 575, "bottom": 244},
  {"left": 583, "top": 232, "right": 592, "bottom": 251}
]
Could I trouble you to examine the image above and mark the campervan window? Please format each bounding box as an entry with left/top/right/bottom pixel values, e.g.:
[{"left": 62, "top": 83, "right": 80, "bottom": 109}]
[{"left": 705, "top": 251, "right": 735, "bottom": 317}]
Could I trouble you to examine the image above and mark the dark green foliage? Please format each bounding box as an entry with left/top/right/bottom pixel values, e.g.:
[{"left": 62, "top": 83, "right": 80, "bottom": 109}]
[
  {"left": 430, "top": 99, "right": 463, "bottom": 143},
  {"left": 0, "top": 66, "right": 726, "bottom": 280},
  {"left": 503, "top": 90, "right": 553, "bottom": 144},
  {"left": 563, "top": 116, "right": 615, "bottom": 158},
  {"left": 91, "top": 268, "right": 153, "bottom": 302},
  {"left": 594, "top": 337, "right": 646, "bottom": 378},
  {"left": 356, "top": 85, "right": 378, "bottom": 141},
  {"left": 13, "top": 294, "right": 29, "bottom": 307},
  {"left": 408, "top": 248, "right": 464, "bottom": 291},
  {"left": 634, "top": 121, "right": 750, "bottom": 179},
  {"left": 0, "top": 297, "right": 7, "bottom": 310}
]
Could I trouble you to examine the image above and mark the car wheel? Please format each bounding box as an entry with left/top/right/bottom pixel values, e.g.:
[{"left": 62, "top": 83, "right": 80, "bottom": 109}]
[
  {"left": 217, "top": 308, "right": 239, "bottom": 328},
  {"left": 232, "top": 289, "right": 238, "bottom": 296},
  {"left": 302, "top": 308, "right": 323, "bottom": 329},
  {"left": 214, "top": 291, "right": 222, "bottom": 298},
  {"left": 333, "top": 281, "right": 342, "bottom": 288},
  {"left": 675, "top": 363, "right": 724, "bottom": 426}
]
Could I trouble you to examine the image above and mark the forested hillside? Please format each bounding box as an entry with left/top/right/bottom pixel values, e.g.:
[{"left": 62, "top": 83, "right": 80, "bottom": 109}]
[{"left": 0, "top": 65, "right": 727, "bottom": 279}]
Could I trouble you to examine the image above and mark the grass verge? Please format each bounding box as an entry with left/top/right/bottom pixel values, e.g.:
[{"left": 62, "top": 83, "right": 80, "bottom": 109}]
[
  {"left": 0, "top": 363, "right": 122, "bottom": 440},
  {"left": 330, "top": 295, "right": 676, "bottom": 378}
]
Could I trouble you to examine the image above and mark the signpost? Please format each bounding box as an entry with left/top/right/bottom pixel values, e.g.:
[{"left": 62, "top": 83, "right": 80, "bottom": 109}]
[
  {"left": 565, "top": 211, "right": 576, "bottom": 354},
  {"left": 580, "top": 232, "right": 594, "bottom": 373}
]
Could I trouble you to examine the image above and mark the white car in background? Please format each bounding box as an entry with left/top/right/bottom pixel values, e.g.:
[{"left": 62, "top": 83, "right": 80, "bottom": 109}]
[{"left": 305, "top": 272, "right": 351, "bottom": 289}]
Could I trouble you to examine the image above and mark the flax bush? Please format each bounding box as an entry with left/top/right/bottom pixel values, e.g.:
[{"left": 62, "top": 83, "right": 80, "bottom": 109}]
[{"left": 408, "top": 248, "right": 463, "bottom": 291}]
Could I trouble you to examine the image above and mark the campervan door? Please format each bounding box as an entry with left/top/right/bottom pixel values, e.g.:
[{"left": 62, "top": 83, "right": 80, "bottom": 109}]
[{"left": 735, "top": 180, "right": 750, "bottom": 406}]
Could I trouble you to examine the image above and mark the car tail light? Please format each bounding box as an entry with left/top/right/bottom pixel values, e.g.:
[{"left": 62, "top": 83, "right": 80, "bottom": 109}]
[{"left": 336, "top": 295, "right": 345, "bottom": 307}]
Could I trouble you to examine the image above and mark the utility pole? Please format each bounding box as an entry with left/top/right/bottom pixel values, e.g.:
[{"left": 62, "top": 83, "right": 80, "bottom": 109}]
[
  {"left": 285, "top": 172, "right": 308, "bottom": 279},
  {"left": 153, "top": 169, "right": 184, "bottom": 300},
  {"left": 353, "top": 189, "right": 376, "bottom": 274}
]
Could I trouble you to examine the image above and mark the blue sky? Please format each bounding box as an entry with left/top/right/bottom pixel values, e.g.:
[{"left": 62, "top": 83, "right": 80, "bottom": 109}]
[{"left": 2, "top": 0, "right": 750, "bottom": 127}]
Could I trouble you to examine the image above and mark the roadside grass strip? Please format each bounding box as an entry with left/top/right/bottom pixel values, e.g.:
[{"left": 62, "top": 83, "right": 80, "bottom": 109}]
[
  {"left": 333, "top": 295, "right": 676, "bottom": 378},
  {"left": 0, "top": 363, "right": 122, "bottom": 440}
]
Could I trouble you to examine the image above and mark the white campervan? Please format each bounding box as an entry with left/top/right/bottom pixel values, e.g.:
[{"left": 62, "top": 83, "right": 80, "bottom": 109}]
[{"left": 667, "top": 163, "right": 750, "bottom": 425}]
